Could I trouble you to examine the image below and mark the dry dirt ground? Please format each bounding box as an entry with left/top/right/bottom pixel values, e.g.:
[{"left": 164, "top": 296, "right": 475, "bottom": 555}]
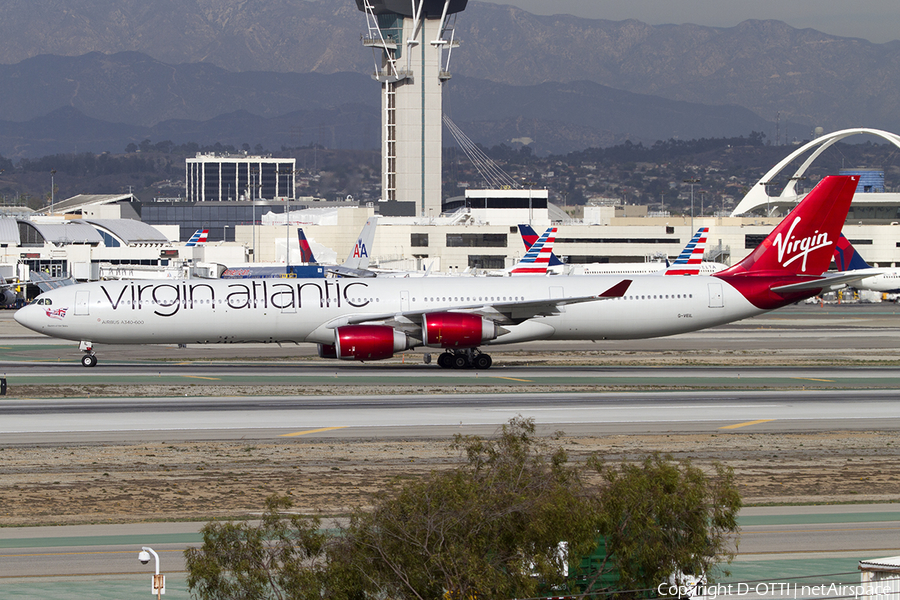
[{"left": 2, "top": 426, "right": 898, "bottom": 527}]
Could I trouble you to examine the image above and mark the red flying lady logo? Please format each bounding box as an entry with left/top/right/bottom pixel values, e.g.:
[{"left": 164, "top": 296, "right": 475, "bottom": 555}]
[{"left": 45, "top": 307, "right": 68, "bottom": 320}]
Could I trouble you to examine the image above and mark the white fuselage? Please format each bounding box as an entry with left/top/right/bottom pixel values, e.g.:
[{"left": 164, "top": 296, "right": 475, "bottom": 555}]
[
  {"left": 16, "top": 274, "right": 762, "bottom": 348},
  {"left": 577, "top": 262, "right": 728, "bottom": 276},
  {"left": 851, "top": 268, "right": 900, "bottom": 292}
]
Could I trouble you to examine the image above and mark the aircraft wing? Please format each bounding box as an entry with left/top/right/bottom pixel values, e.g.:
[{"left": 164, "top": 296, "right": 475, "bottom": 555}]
[
  {"left": 770, "top": 272, "right": 872, "bottom": 293},
  {"left": 327, "top": 279, "right": 632, "bottom": 332},
  {"left": 325, "top": 265, "right": 378, "bottom": 278}
]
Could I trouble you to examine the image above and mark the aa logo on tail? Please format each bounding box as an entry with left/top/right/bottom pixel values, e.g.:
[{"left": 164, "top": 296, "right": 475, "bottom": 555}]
[{"left": 353, "top": 241, "right": 369, "bottom": 259}]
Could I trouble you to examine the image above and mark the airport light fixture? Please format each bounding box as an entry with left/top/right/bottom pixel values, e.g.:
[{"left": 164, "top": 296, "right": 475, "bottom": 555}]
[
  {"left": 50, "top": 169, "right": 56, "bottom": 215},
  {"left": 138, "top": 546, "right": 165, "bottom": 598},
  {"left": 285, "top": 196, "right": 290, "bottom": 270},
  {"left": 683, "top": 177, "right": 700, "bottom": 231}
]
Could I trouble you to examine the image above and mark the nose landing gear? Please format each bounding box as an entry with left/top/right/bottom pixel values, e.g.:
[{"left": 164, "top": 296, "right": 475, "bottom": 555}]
[{"left": 79, "top": 341, "right": 98, "bottom": 368}]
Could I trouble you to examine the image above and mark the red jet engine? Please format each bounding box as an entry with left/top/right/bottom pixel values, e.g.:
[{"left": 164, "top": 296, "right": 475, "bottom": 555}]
[
  {"left": 422, "top": 312, "right": 499, "bottom": 348},
  {"left": 317, "top": 325, "right": 411, "bottom": 361}
]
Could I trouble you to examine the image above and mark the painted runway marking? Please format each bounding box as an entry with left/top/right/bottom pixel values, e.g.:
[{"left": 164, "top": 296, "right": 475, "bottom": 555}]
[
  {"left": 720, "top": 419, "right": 775, "bottom": 430},
  {"left": 280, "top": 426, "right": 348, "bottom": 438},
  {"left": 793, "top": 377, "right": 835, "bottom": 382},
  {"left": 182, "top": 375, "right": 220, "bottom": 380},
  {"left": 492, "top": 376, "right": 532, "bottom": 382}
]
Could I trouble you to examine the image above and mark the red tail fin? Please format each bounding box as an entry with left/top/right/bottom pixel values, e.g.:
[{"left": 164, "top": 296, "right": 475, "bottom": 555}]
[
  {"left": 298, "top": 229, "right": 316, "bottom": 264},
  {"left": 718, "top": 176, "right": 858, "bottom": 277}
]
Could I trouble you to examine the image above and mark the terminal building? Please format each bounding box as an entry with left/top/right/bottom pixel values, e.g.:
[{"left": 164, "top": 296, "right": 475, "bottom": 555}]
[
  {"left": 7, "top": 128, "right": 900, "bottom": 302},
  {"left": 185, "top": 153, "right": 296, "bottom": 203}
]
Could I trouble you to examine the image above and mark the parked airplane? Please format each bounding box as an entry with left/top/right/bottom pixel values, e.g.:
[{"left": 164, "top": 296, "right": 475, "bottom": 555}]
[
  {"left": 218, "top": 218, "right": 378, "bottom": 279},
  {"left": 184, "top": 229, "right": 209, "bottom": 247},
  {"left": 14, "top": 176, "right": 864, "bottom": 369},
  {"left": 0, "top": 277, "right": 20, "bottom": 307},
  {"left": 509, "top": 227, "right": 558, "bottom": 275},
  {"left": 832, "top": 234, "right": 900, "bottom": 293},
  {"left": 663, "top": 227, "right": 720, "bottom": 275},
  {"left": 518, "top": 225, "right": 728, "bottom": 275},
  {"left": 321, "top": 216, "right": 379, "bottom": 278},
  {"left": 297, "top": 229, "right": 316, "bottom": 264},
  {"left": 482, "top": 227, "right": 559, "bottom": 276}
]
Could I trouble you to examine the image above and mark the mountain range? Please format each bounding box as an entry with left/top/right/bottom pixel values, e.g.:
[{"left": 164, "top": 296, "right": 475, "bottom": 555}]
[{"left": 0, "top": 0, "right": 897, "bottom": 157}]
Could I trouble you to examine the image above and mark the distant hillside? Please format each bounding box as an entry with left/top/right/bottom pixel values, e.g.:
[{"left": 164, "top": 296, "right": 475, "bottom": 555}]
[
  {"left": 0, "top": 53, "right": 375, "bottom": 126},
  {"left": 0, "top": 54, "right": 791, "bottom": 158},
  {"left": 0, "top": 0, "right": 897, "bottom": 154},
  {"left": 455, "top": 11, "right": 900, "bottom": 133}
]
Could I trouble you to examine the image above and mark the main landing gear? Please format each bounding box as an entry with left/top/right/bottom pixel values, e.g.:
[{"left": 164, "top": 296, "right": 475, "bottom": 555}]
[
  {"left": 80, "top": 341, "right": 98, "bottom": 368},
  {"left": 437, "top": 349, "right": 493, "bottom": 370}
]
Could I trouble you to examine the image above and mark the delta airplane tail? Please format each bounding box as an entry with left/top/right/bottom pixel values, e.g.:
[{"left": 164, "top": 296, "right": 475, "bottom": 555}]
[
  {"left": 298, "top": 229, "right": 317, "bottom": 264},
  {"left": 185, "top": 229, "right": 208, "bottom": 246},
  {"left": 833, "top": 234, "right": 871, "bottom": 271},
  {"left": 664, "top": 227, "right": 709, "bottom": 275},
  {"left": 510, "top": 227, "right": 557, "bottom": 275},
  {"left": 715, "top": 175, "right": 859, "bottom": 308},
  {"left": 831, "top": 234, "right": 900, "bottom": 293}
]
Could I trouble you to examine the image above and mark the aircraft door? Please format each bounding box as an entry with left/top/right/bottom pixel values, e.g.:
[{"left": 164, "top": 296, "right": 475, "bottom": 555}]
[
  {"left": 75, "top": 291, "right": 90, "bottom": 316},
  {"left": 400, "top": 290, "right": 410, "bottom": 312},
  {"left": 708, "top": 282, "right": 724, "bottom": 308}
]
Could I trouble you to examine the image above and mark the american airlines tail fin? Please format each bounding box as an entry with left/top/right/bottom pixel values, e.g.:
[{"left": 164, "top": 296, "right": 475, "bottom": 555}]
[
  {"left": 298, "top": 229, "right": 317, "bottom": 264},
  {"left": 343, "top": 217, "right": 378, "bottom": 270},
  {"left": 717, "top": 176, "right": 858, "bottom": 278},
  {"left": 517, "top": 224, "right": 565, "bottom": 266},
  {"left": 185, "top": 229, "right": 209, "bottom": 247},
  {"left": 664, "top": 227, "right": 709, "bottom": 275},
  {"left": 833, "top": 234, "right": 871, "bottom": 271},
  {"left": 510, "top": 227, "right": 557, "bottom": 275}
]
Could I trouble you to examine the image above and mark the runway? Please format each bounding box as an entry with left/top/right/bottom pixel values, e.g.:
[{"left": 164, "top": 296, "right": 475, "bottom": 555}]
[{"left": 1, "top": 389, "right": 900, "bottom": 444}]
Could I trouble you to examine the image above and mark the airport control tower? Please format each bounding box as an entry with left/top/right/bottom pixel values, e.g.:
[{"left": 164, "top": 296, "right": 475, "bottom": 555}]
[{"left": 357, "top": 0, "right": 467, "bottom": 217}]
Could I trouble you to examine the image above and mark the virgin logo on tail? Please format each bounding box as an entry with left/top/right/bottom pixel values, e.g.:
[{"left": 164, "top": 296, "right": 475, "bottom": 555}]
[
  {"left": 773, "top": 217, "right": 831, "bottom": 272},
  {"left": 716, "top": 175, "right": 858, "bottom": 310}
]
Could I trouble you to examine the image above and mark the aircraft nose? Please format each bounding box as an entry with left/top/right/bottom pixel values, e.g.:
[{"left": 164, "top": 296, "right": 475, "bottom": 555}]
[{"left": 14, "top": 305, "right": 41, "bottom": 332}]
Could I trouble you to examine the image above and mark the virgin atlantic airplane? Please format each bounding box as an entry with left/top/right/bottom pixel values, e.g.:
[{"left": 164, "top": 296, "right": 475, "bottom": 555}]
[{"left": 15, "top": 176, "right": 862, "bottom": 369}]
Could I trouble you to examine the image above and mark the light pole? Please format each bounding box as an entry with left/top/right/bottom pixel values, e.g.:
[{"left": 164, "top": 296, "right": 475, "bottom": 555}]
[
  {"left": 138, "top": 546, "right": 164, "bottom": 599},
  {"left": 224, "top": 225, "right": 229, "bottom": 242},
  {"left": 760, "top": 180, "right": 773, "bottom": 217},
  {"left": 50, "top": 169, "right": 56, "bottom": 215},
  {"left": 249, "top": 167, "right": 259, "bottom": 263},
  {"left": 683, "top": 177, "right": 700, "bottom": 231},
  {"left": 285, "top": 197, "right": 290, "bottom": 270}
]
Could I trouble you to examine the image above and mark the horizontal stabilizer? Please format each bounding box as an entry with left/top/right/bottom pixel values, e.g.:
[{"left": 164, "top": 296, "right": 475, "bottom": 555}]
[{"left": 770, "top": 272, "right": 871, "bottom": 293}]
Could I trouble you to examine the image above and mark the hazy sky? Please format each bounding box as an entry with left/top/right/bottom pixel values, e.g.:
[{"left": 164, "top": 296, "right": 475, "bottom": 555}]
[{"left": 477, "top": 0, "right": 900, "bottom": 44}]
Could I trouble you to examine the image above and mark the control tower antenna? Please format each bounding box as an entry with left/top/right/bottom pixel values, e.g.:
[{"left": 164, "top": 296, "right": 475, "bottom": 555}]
[{"left": 357, "top": 0, "right": 468, "bottom": 217}]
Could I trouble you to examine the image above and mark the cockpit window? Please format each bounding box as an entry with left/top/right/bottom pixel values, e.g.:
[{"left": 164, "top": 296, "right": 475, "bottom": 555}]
[{"left": 33, "top": 298, "right": 52, "bottom": 306}]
